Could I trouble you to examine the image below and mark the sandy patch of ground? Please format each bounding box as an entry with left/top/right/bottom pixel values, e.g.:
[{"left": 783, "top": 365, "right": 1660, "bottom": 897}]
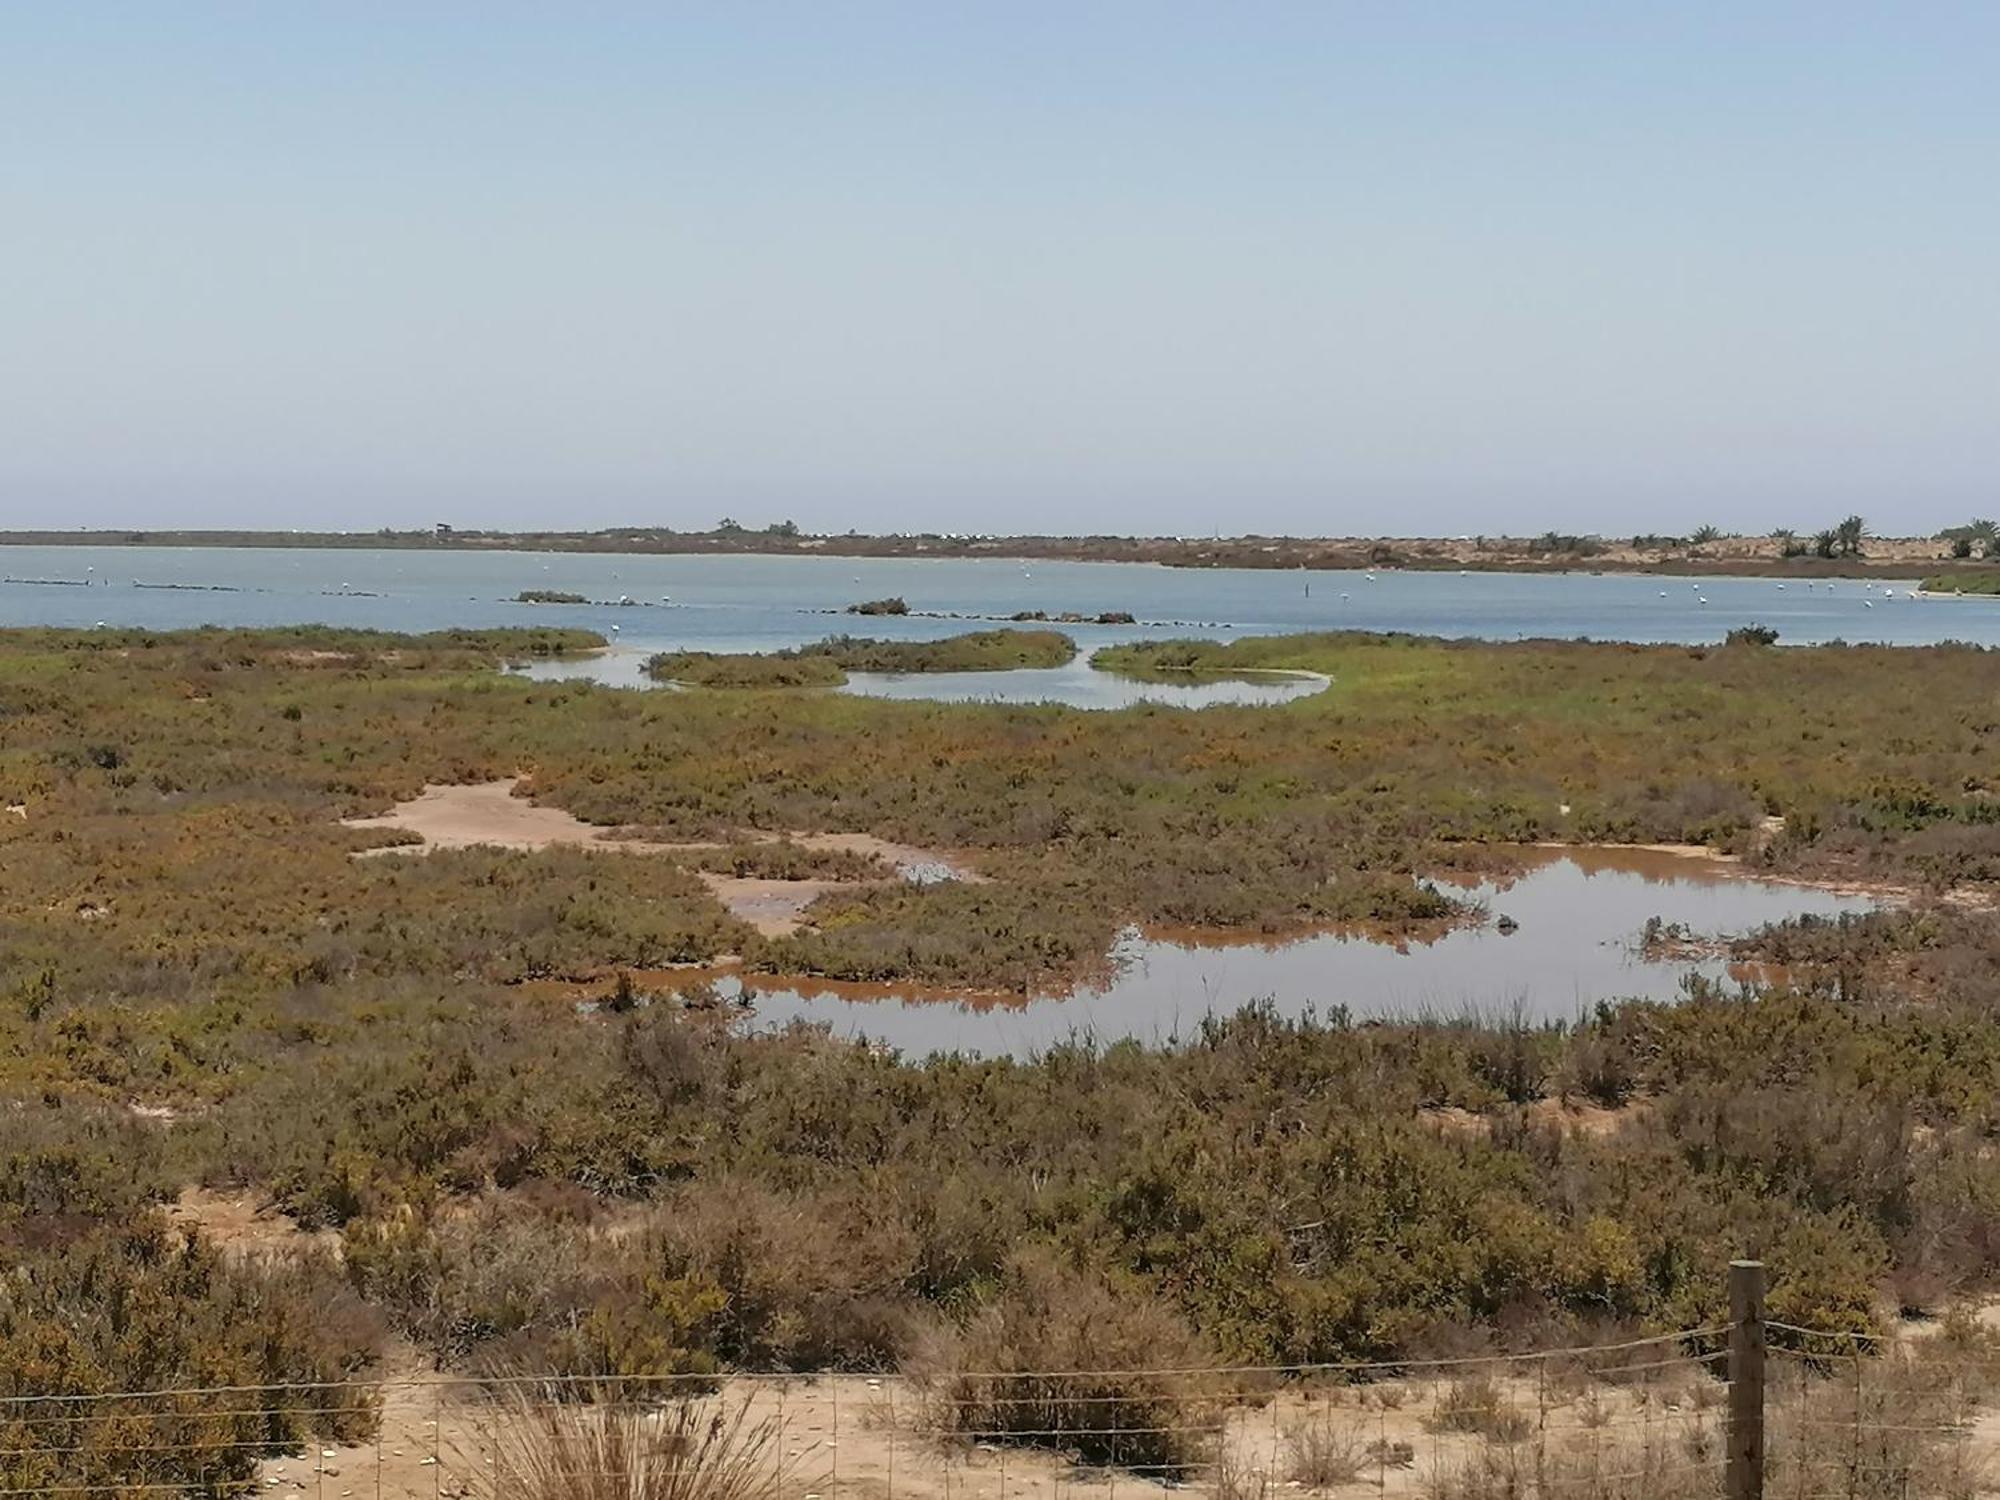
[
  {"left": 341, "top": 780, "right": 980, "bottom": 936},
  {"left": 255, "top": 1364, "right": 1738, "bottom": 1500},
  {"left": 342, "top": 780, "right": 615, "bottom": 853},
  {"left": 166, "top": 1186, "right": 342, "bottom": 1261},
  {"left": 706, "top": 875, "right": 856, "bottom": 937},
  {"left": 794, "top": 830, "right": 987, "bottom": 884},
  {"left": 279, "top": 648, "right": 363, "bottom": 666},
  {"left": 1420, "top": 1099, "right": 1648, "bottom": 1141}
]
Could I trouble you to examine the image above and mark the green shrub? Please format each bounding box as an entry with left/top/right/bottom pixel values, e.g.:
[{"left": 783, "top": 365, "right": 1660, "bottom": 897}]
[{"left": 643, "top": 652, "right": 845, "bottom": 689}]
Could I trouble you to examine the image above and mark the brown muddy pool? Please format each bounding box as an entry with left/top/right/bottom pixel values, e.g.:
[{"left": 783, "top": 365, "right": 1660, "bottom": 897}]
[{"left": 711, "top": 847, "right": 1880, "bottom": 1056}]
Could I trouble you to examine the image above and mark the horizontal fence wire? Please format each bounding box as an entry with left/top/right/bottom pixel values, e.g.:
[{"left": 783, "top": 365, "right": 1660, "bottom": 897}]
[
  {"left": 0, "top": 1328, "right": 1759, "bottom": 1500},
  {"left": 0, "top": 1326, "right": 1737, "bottom": 1407}
]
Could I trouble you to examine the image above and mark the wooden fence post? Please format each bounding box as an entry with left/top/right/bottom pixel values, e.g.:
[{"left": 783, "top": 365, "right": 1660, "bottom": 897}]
[{"left": 1727, "top": 1259, "right": 1767, "bottom": 1500}]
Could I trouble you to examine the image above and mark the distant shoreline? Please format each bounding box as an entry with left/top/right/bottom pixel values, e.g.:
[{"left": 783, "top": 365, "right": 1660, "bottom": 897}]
[{"left": 0, "top": 526, "right": 1960, "bottom": 580}]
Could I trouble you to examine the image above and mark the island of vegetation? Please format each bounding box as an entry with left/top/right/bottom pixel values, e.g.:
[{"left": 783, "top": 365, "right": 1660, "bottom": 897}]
[
  {"left": 514, "top": 588, "right": 589, "bottom": 604},
  {"left": 7, "top": 622, "right": 2000, "bottom": 1487},
  {"left": 647, "top": 629, "right": 1075, "bottom": 687},
  {"left": 1920, "top": 570, "right": 2000, "bottom": 596}
]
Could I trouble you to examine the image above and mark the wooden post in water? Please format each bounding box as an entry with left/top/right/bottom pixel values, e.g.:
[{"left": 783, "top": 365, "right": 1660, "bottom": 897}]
[{"left": 1727, "top": 1259, "right": 1767, "bottom": 1500}]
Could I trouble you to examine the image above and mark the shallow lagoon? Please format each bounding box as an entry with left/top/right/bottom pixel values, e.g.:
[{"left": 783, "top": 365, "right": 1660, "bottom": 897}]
[
  {"left": 507, "top": 644, "right": 1329, "bottom": 708},
  {"left": 0, "top": 545, "right": 1962, "bottom": 656},
  {"left": 715, "top": 847, "right": 1879, "bottom": 1056}
]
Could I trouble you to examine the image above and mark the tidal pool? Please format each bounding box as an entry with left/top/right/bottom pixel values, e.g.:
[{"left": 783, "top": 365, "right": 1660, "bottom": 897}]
[
  {"left": 509, "top": 647, "right": 1328, "bottom": 708},
  {"left": 839, "top": 660, "right": 1327, "bottom": 708},
  {"left": 714, "top": 847, "right": 1880, "bottom": 1057}
]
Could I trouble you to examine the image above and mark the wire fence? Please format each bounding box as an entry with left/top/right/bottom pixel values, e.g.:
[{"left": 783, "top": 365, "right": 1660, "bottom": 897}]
[{"left": 2, "top": 1268, "right": 1996, "bottom": 1498}]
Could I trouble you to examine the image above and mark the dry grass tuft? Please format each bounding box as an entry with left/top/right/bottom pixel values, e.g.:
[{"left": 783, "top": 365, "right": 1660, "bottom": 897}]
[
  {"left": 1285, "top": 1409, "right": 1370, "bottom": 1487},
  {"left": 458, "top": 1390, "right": 787, "bottom": 1500},
  {"left": 1429, "top": 1376, "right": 1533, "bottom": 1444}
]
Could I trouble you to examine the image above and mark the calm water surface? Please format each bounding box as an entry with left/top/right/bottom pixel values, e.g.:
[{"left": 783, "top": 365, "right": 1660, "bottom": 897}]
[
  {"left": 722, "top": 848, "right": 1878, "bottom": 1056},
  {"left": 508, "top": 645, "right": 1329, "bottom": 707},
  {"left": 841, "top": 662, "right": 1326, "bottom": 708},
  {"left": 0, "top": 546, "right": 1974, "bottom": 649},
  {"left": 4, "top": 545, "right": 1974, "bottom": 706}
]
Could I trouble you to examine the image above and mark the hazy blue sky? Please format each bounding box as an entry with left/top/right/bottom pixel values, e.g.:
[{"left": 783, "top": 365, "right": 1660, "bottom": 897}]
[{"left": 3, "top": 4, "right": 1995, "bottom": 536}]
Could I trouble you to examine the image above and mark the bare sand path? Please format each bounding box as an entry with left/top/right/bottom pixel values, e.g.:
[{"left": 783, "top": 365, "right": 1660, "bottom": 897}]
[{"left": 340, "top": 780, "right": 979, "bottom": 937}]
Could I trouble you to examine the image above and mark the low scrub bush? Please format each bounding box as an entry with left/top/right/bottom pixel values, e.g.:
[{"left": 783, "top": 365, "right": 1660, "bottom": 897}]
[
  {"left": 1285, "top": 1408, "right": 1370, "bottom": 1486},
  {"left": 1725, "top": 623, "right": 1780, "bottom": 646},
  {"left": 908, "top": 1253, "right": 1222, "bottom": 1476},
  {"left": 668, "top": 841, "right": 891, "bottom": 882},
  {"left": 644, "top": 652, "right": 845, "bottom": 689},
  {"left": 0, "top": 1224, "right": 383, "bottom": 1494},
  {"left": 788, "top": 630, "right": 1074, "bottom": 673},
  {"left": 1430, "top": 1376, "right": 1532, "bottom": 1443}
]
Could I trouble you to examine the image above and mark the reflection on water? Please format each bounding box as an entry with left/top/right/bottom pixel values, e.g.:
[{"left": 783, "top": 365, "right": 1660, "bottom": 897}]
[
  {"left": 840, "top": 661, "right": 1327, "bottom": 708},
  {"left": 719, "top": 848, "right": 1880, "bottom": 1057},
  {"left": 508, "top": 648, "right": 1328, "bottom": 708},
  {"left": 509, "top": 648, "right": 673, "bottom": 691}
]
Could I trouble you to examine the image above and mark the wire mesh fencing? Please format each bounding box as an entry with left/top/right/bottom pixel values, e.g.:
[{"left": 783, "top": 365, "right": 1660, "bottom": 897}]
[
  {"left": 10, "top": 1271, "right": 2000, "bottom": 1500},
  {"left": 1763, "top": 1321, "right": 2000, "bottom": 1500},
  {"left": 0, "top": 1332, "right": 1739, "bottom": 1500}
]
